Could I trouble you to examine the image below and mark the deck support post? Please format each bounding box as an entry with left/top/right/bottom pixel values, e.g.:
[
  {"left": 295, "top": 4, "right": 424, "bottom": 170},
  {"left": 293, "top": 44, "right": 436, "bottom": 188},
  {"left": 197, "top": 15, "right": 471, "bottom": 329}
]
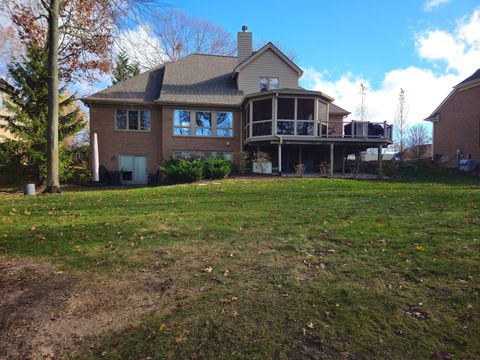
[
  {"left": 298, "top": 146, "right": 302, "bottom": 164},
  {"left": 378, "top": 144, "right": 383, "bottom": 179},
  {"left": 341, "top": 147, "right": 345, "bottom": 176},
  {"left": 330, "top": 144, "right": 334, "bottom": 177},
  {"left": 278, "top": 142, "right": 282, "bottom": 176}
]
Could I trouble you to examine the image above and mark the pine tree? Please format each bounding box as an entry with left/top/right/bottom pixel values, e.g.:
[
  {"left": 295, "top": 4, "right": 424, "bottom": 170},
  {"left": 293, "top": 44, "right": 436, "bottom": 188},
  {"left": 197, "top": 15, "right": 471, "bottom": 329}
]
[
  {"left": 0, "top": 45, "right": 85, "bottom": 185},
  {"left": 111, "top": 51, "right": 141, "bottom": 85}
]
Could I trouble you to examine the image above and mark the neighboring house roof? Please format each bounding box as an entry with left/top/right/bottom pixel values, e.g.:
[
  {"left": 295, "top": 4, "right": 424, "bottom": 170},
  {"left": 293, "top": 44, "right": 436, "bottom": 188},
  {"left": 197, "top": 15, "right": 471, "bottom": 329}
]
[
  {"left": 425, "top": 68, "right": 480, "bottom": 121},
  {"left": 83, "top": 65, "right": 166, "bottom": 104},
  {"left": 157, "top": 54, "right": 244, "bottom": 107},
  {"left": 454, "top": 68, "right": 480, "bottom": 89},
  {"left": 233, "top": 42, "right": 303, "bottom": 77}
]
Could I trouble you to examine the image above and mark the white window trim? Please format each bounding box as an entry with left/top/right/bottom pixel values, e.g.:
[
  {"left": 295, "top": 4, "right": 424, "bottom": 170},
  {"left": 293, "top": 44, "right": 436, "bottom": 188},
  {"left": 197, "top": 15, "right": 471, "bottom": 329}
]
[
  {"left": 172, "top": 109, "right": 234, "bottom": 138},
  {"left": 115, "top": 109, "right": 151, "bottom": 132}
]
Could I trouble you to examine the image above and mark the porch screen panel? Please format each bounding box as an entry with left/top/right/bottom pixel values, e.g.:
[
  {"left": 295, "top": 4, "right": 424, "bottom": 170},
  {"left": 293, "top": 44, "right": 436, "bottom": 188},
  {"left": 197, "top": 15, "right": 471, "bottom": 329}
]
[
  {"left": 277, "top": 98, "right": 295, "bottom": 135},
  {"left": 251, "top": 98, "right": 273, "bottom": 136},
  {"left": 253, "top": 98, "right": 272, "bottom": 121},
  {"left": 252, "top": 122, "right": 272, "bottom": 136},
  {"left": 297, "top": 99, "right": 314, "bottom": 136}
]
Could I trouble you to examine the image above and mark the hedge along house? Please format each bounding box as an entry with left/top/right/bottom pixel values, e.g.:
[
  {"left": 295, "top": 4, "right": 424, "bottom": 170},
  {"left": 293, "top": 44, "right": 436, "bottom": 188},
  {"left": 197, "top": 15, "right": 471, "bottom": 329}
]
[{"left": 82, "top": 26, "right": 393, "bottom": 184}]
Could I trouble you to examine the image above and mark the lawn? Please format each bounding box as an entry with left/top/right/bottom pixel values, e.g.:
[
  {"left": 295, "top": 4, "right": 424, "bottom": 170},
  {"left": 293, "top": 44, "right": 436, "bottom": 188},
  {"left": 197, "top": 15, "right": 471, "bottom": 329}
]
[{"left": 0, "top": 167, "right": 479, "bottom": 359}]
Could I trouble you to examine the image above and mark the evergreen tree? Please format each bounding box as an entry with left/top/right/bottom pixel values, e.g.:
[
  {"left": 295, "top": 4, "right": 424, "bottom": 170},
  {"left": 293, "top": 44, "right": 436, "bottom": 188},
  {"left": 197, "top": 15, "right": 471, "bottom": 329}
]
[
  {"left": 0, "top": 45, "right": 85, "bottom": 185},
  {"left": 111, "top": 51, "right": 141, "bottom": 85}
]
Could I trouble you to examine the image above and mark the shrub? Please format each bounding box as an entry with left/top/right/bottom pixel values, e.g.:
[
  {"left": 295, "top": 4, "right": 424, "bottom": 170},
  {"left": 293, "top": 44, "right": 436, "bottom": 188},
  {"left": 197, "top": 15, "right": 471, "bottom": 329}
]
[
  {"left": 202, "top": 157, "right": 233, "bottom": 179},
  {"left": 160, "top": 158, "right": 204, "bottom": 183}
]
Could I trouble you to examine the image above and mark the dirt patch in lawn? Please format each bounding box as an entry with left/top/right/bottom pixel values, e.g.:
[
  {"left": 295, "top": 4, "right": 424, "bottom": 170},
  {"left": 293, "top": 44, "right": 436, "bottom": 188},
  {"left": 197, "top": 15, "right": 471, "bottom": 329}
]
[{"left": 0, "top": 258, "right": 175, "bottom": 359}]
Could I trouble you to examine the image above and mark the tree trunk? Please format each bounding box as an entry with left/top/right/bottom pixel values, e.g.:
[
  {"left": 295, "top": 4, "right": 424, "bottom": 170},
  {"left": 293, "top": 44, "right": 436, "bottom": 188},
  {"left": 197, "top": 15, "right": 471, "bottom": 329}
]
[{"left": 45, "top": 0, "right": 61, "bottom": 193}]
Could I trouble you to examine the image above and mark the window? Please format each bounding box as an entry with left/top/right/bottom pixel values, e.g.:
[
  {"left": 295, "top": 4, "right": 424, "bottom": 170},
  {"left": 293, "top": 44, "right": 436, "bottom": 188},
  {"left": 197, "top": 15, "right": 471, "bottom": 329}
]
[
  {"left": 173, "top": 109, "right": 234, "bottom": 137},
  {"left": 195, "top": 112, "right": 212, "bottom": 136},
  {"left": 116, "top": 109, "right": 151, "bottom": 131},
  {"left": 174, "top": 110, "right": 191, "bottom": 135},
  {"left": 172, "top": 151, "right": 232, "bottom": 160},
  {"left": 140, "top": 110, "right": 151, "bottom": 131},
  {"left": 128, "top": 110, "right": 138, "bottom": 130},
  {"left": 116, "top": 109, "right": 127, "bottom": 129},
  {"left": 217, "top": 112, "right": 233, "bottom": 137},
  {"left": 259, "top": 77, "right": 279, "bottom": 91}
]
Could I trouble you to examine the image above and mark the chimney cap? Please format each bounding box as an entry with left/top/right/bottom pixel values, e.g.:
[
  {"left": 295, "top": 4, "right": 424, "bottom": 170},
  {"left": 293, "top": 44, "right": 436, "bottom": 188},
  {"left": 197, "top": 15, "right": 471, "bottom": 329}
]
[{"left": 241, "top": 25, "right": 248, "bottom": 32}]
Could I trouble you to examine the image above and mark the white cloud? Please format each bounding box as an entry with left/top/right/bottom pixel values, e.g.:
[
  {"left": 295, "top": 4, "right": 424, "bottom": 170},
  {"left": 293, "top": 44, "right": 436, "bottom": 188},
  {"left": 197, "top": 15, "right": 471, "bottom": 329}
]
[
  {"left": 423, "top": 0, "right": 452, "bottom": 12},
  {"left": 301, "top": 7, "right": 480, "bottom": 126},
  {"left": 114, "top": 24, "right": 166, "bottom": 70}
]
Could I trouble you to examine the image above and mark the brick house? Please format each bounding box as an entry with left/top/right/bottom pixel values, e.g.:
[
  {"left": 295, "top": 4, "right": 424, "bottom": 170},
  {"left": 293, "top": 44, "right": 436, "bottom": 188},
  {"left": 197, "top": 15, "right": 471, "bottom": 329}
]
[
  {"left": 83, "top": 27, "right": 392, "bottom": 184},
  {"left": 425, "top": 69, "right": 480, "bottom": 167}
]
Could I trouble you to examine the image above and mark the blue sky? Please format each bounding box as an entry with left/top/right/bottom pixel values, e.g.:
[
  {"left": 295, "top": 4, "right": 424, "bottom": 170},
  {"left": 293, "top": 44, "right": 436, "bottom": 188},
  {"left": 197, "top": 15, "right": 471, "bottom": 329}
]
[
  {"left": 176, "top": 0, "right": 477, "bottom": 87},
  {"left": 78, "top": 0, "right": 480, "bottom": 126}
]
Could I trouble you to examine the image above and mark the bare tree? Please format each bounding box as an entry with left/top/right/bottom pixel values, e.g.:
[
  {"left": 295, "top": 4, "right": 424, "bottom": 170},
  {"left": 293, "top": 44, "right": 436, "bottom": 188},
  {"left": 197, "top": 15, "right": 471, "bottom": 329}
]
[
  {"left": 394, "top": 88, "right": 409, "bottom": 161},
  {"left": 356, "top": 82, "right": 368, "bottom": 121},
  {"left": 406, "top": 123, "right": 431, "bottom": 160},
  {"left": 118, "top": 9, "right": 236, "bottom": 68}
]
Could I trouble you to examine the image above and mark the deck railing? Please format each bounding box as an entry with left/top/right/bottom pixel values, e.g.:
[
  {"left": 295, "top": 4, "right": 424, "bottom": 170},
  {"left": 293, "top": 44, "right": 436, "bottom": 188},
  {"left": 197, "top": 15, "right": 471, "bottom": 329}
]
[{"left": 319, "top": 120, "right": 393, "bottom": 140}]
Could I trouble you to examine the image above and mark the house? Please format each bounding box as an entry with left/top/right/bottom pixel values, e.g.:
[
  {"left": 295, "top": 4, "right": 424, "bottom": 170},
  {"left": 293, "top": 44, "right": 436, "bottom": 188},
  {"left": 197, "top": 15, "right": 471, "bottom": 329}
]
[
  {"left": 425, "top": 69, "right": 480, "bottom": 167},
  {"left": 82, "top": 26, "right": 393, "bottom": 184},
  {"left": 0, "top": 80, "right": 14, "bottom": 142}
]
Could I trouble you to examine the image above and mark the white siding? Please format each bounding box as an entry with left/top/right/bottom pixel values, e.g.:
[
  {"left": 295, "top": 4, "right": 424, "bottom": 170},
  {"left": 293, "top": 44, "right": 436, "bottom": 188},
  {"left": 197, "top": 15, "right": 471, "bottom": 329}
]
[{"left": 237, "top": 49, "right": 300, "bottom": 94}]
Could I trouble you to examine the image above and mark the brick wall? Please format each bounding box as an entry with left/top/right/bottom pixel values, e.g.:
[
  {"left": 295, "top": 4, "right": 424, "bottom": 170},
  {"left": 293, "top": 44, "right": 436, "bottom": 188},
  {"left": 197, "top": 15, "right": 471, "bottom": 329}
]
[
  {"left": 89, "top": 104, "right": 162, "bottom": 172},
  {"left": 433, "top": 85, "right": 480, "bottom": 167},
  {"left": 89, "top": 104, "right": 242, "bottom": 172}
]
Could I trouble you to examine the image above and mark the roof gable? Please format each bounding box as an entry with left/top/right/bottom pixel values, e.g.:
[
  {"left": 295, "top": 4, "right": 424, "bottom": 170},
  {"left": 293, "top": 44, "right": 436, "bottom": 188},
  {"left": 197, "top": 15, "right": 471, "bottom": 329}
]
[
  {"left": 425, "top": 68, "right": 480, "bottom": 121},
  {"left": 233, "top": 42, "right": 303, "bottom": 77}
]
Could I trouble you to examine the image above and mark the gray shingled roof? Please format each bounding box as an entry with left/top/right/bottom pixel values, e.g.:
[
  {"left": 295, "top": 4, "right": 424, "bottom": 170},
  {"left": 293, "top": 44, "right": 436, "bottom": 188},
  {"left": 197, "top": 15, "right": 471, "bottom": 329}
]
[
  {"left": 455, "top": 68, "right": 480, "bottom": 88},
  {"left": 82, "top": 53, "right": 349, "bottom": 115},
  {"left": 83, "top": 65, "right": 165, "bottom": 104},
  {"left": 329, "top": 103, "right": 350, "bottom": 115},
  {"left": 158, "top": 54, "right": 243, "bottom": 106}
]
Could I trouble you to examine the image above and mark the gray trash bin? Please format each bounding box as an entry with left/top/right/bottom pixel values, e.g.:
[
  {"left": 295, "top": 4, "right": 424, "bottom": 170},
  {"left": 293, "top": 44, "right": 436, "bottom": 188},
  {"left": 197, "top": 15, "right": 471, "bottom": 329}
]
[{"left": 23, "top": 183, "right": 36, "bottom": 196}]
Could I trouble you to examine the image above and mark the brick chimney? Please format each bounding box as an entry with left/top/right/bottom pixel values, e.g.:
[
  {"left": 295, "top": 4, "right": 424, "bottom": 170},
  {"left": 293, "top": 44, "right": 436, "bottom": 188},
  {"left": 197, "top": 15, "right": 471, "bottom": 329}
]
[{"left": 237, "top": 25, "right": 252, "bottom": 63}]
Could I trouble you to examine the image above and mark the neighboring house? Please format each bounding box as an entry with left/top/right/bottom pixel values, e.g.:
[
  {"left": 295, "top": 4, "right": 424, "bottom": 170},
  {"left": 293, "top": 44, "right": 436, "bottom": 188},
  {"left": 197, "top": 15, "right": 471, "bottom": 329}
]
[
  {"left": 425, "top": 69, "right": 480, "bottom": 167},
  {"left": 83, "top": 26, "right": 393, "bottom": 184},
  {"left": 0, "top": 80, "right": 14, "bottom": 142}
]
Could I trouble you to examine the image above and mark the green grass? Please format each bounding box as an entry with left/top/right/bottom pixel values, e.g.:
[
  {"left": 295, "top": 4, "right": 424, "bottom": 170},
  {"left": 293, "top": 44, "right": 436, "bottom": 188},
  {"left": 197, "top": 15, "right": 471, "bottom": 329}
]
[{"left": 1, "top": 167, "right": 479, "bottom": 359}]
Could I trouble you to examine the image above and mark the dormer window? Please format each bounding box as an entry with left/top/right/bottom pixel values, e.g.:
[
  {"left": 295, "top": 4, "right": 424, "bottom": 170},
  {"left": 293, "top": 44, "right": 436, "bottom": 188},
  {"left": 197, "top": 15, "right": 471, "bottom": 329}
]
[{"left": 259, "top": 77, "right": 279, "bottom": 91}]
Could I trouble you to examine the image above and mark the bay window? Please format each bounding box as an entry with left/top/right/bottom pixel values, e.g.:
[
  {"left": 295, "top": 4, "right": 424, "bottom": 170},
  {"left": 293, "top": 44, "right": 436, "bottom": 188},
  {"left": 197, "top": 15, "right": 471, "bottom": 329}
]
[{"left": 116, "top": 109, "right": 151, "bottom": 131}]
